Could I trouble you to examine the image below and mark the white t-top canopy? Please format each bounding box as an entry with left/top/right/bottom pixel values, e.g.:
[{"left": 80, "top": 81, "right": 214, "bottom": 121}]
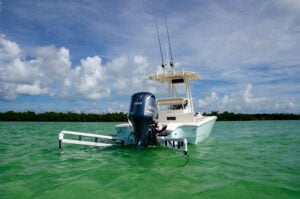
[
  {"left": 148, "top": 70, "right": 199, "bottom": 113},
  {"left": 148, "top": 71, "right": 200, "bottom": 83}
]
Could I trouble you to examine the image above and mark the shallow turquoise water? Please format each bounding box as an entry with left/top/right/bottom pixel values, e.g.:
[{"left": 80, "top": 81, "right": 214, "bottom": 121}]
[{"left": 0, "top": 121, "right": 299, "bottom": 198}]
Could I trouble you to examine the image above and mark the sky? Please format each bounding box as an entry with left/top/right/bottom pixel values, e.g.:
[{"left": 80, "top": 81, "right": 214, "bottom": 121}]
[{"left": 0, "top": 0, "right": 299, "bottom": 114}]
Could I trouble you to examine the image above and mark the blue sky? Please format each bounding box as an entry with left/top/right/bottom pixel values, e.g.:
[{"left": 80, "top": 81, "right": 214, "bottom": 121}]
[{"left": 0, "top": 0, "right": 299, "bottom": 113}]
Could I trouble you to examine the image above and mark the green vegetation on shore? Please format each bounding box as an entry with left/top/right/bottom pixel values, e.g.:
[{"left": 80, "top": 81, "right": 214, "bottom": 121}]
[
  {"left": 203, "top": 111, "right": 300, "bottom": 121},
  {"left": 0, "top": 111, "right": 299, "bottom": 122},
  {"left": 0, "top": 111, "right": 127, "bottom": 122}
]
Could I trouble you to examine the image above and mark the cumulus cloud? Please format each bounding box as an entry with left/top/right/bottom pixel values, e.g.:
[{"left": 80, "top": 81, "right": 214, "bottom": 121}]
[
  {"left": 15, "top": 81, "right": 48, "bottom": 95},
  {"left": 0, "top": 35, "right": 71, "bottom": 100},
  {"left": 0, "top": 34, "right": 20, "bottom": 60},
  {"left": 63, "top": 56, "right": 110, "bottom": 100},
  {"left": 198, "top": 84, "right": 298, "bottom": 113},
  {"left": 1, "top": 34, "right": 298, "bottom": 113},
  {"left": 0, "top": 35, "right": 157, "bottom": 103},
  {"left": 34, "top": 45, "right": 71, "bottom": 84}
]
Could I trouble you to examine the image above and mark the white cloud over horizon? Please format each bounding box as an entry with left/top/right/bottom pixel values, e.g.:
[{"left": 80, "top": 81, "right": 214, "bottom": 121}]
[
  {"left": 198, "top": 84, "right": 297, "bottom": 114},
  {"left": 0, "top": 34, "right": 299, "bottom": 113},
  {"left": 0, "top": 35, "right": 156, "bottom": 101}
]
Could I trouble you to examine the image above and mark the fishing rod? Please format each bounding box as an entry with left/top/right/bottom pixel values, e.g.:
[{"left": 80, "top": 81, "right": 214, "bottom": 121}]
[
  {"left": 164, "top": 15, "right": 174, "bottom": 69},
  {"left": 155, "top": 17, "right": 166, "bottom": 71}
]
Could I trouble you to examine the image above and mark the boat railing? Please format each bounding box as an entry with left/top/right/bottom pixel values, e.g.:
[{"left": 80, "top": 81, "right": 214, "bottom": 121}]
[
  {"left": 58, "top": 130, "right": 124, "bottom": 149},
  {"left": 58, "top": 130, "right": 188, "bottom": 155},
  {"left": 158, "top": 137, "right": 188, "bottom": 155}
]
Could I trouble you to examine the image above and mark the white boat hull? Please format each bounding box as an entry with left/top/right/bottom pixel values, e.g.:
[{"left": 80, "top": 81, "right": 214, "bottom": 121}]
[
  {"left": 163, "top": 116, "right": 217, "bottom": 144},
  {"left": 115, "top": 116, "right": 217, "bottom": 145}
]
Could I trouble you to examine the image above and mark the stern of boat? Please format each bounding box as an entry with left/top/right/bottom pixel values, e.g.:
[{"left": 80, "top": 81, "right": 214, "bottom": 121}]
[{"left": 163, "top": 116, "right": 217, "bottom": 144}]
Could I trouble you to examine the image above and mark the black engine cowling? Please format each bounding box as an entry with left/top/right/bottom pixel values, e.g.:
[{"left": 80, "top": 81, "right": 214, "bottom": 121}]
[{"left": 128, "top": 92, "right": 157, "bottom": 148}]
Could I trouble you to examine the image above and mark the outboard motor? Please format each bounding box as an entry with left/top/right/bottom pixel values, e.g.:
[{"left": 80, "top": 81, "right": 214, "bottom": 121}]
[{"left": 128, "top": 92, "right": 157, "bottom": 148}]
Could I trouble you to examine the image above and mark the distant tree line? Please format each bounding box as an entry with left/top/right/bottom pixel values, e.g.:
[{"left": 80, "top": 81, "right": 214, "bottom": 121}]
[
  {"left": 0, "top": 111, "right": 299, "bottom": 122},
  {"left": 0, "top": 111, "right": 128, "bottom": 122},
  {"left": 203, "top": 111, "right": 300, "bottom": 121}
]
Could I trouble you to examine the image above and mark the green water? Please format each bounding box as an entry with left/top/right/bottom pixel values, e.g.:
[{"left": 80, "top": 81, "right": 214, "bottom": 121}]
[{"left": 0, "top": 121, "right": 299, "bottom": 199}]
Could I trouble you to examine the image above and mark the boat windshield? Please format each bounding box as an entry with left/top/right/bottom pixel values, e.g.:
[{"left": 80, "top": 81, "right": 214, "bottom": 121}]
[
  {"left": 157, "top": 98, "right": 188, "bottom": 111},
  {"left": 171, "top": 83, "right": 186, "bottom": 98}
]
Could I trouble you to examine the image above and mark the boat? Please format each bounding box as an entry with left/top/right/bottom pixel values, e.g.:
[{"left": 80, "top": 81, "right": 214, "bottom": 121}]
[
  {"left": 115, "top": 19, "right": 216, "bottom": 150},
  {"left": 58, "top": 20, "right": 217, "bottom": 155},
  {"left": 115, "top": 70, "right": 217, "bottom": 148},
  {"left": 58, "top": 69, "right": 217, "bottom": 155}
]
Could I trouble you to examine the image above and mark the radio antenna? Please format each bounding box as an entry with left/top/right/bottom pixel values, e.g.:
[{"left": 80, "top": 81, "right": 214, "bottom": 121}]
[
  {"left": 155, "top": 18, "right": 165, "bottom": 71},
  {"left": 165, "top": 16, "right": 174, "bottom": 69}
]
